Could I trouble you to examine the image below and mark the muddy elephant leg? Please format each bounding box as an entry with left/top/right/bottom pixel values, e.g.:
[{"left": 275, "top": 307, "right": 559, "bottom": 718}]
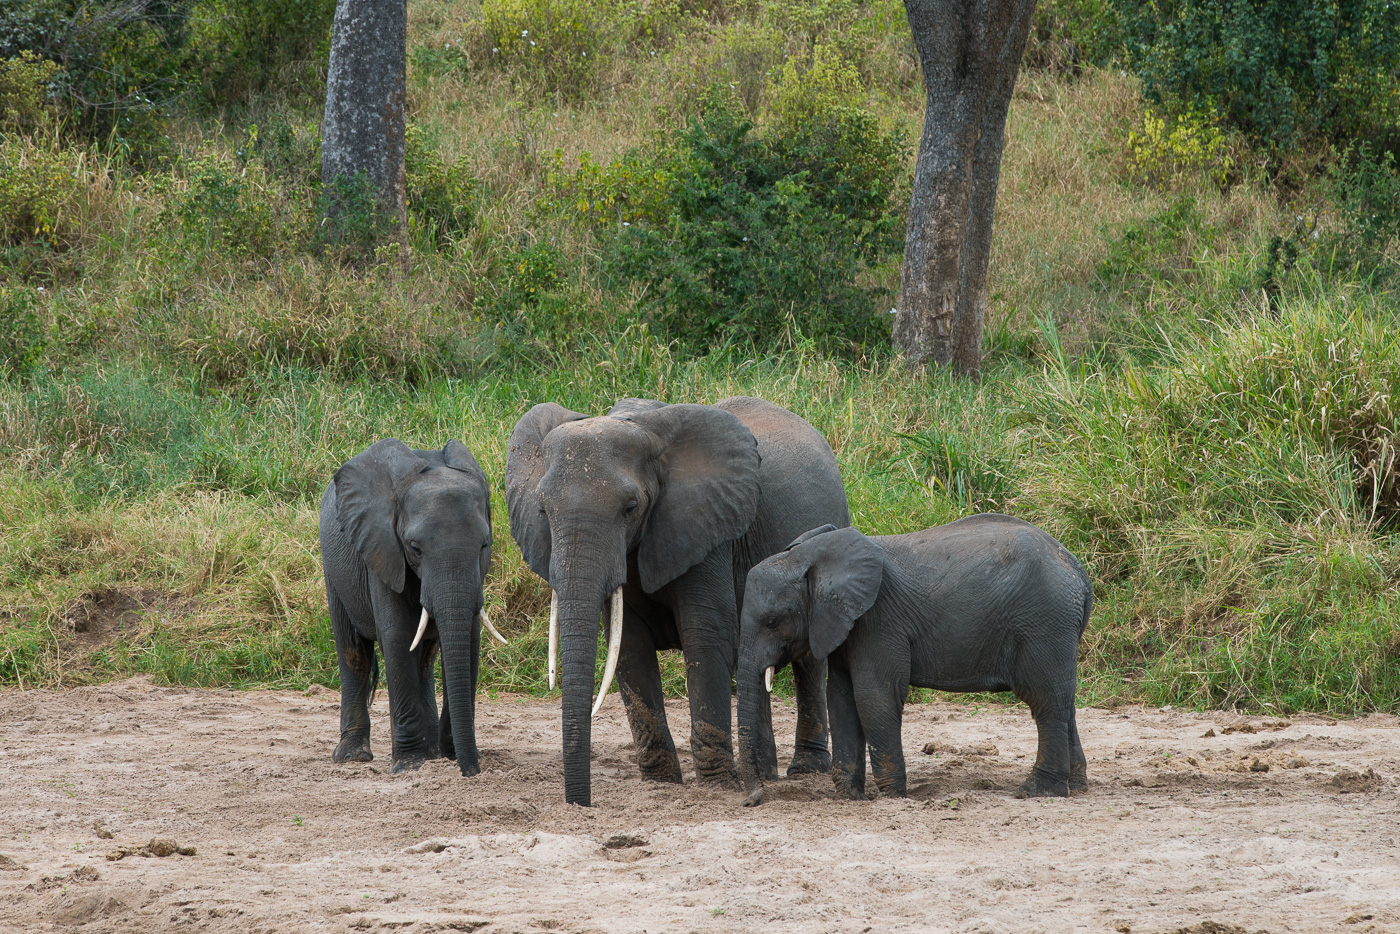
[
  {"left": 787, "top": 653, "right": 831, "bottom": 776},
  {"left": 371, "top": 587, "right": 438, "bottom": 773},
  {"left": 413, "top": 630, "right": 442, "bottom": 761},
  {"left": 615, "top": 608, "right": 682, "bottom": 784},
  {"left": 330, "top": 591, "right": 376, "bottom": 763},
  {"left": 852, "top": 665, "right": 908, "bottom": 798},
  {"left": 827, "top": 663, "right": 866, "bottom": 799},
  {"left": 672, "top": 547, "right": 740, "bottom": 788}
]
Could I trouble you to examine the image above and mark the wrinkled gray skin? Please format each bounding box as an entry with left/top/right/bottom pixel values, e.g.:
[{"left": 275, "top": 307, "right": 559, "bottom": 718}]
[
  {"left": 736, "top": 516, "right": 1092, "bottom": 803},
  {"left": 319, "top": 439, "right": 492, "bottom": 776},
  {"left": 506, "top": 397, "right": 850, "bottom": 807}
]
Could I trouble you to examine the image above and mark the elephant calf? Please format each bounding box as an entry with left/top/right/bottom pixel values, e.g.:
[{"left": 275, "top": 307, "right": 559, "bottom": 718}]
[
  {"left": 320, "top": 438, "right": 502, "bottom": 775},
  {"left": 736, "top": 516, "right": 1092, "bottom": 803}
]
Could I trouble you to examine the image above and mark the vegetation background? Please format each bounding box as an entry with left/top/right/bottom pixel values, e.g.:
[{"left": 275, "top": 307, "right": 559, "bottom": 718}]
[{"left": 1, "top": 0, "right": 1398, "bottom": 714}]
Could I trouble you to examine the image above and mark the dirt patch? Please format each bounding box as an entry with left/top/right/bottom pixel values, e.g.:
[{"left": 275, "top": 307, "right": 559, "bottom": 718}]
[
  {"left": 61, "top": 587, "right": 178, "bottom": 653},
  {"left": 1, "top": 680, "right": 1398, "bottom": 933}
]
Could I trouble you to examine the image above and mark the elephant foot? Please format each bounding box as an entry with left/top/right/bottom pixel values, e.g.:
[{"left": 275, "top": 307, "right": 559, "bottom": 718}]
[
  {"left": 390, "top": 755, "right": 428, "bottom": 774},
  {"left": 831, "top": 776, "right": 867, "bottom": 801},
  {"left": 456, "top": 759, "right": 480, "bottom": 778},
  {"left": 638, "top": 764, "right": 684, "bottom": 785},
  {"left": 333, "top": 736, "right": 373, "bottom": 763},
  {"left": 787, "top": 748, "right": 832, "bottom": 776},
  {"left": 1069, "top": 765, "right": 1088, "bottom": 794},
  {"left": 696, "top": 767, "right": 742, "bottom": 791},
  {"left": 1015, "top": 769, "right": 1070, "bottom": 798}
]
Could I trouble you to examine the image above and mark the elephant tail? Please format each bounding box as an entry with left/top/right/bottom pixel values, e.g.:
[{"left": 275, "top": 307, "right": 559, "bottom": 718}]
[
  {"left": 368, "top": 650, "right": 382, "bottom": 708},
  {"left": 1077, "top": 569, "right": 1093, "bottom": 639}
]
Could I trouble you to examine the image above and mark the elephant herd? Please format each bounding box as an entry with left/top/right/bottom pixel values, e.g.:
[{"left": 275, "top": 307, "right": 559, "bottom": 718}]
[{"left": 319, "top": 396, "right": 1094, "bottom": 808}]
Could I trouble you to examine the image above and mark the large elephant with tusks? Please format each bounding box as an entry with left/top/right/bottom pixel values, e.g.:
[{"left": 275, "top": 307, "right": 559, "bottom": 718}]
[{"left": 506, "top": 396, "right": 850, "bottom": 806}]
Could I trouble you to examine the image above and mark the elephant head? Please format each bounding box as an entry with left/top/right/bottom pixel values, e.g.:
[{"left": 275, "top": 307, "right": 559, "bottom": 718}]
[
  {"left": 334, "top": 437, "right": 497, "bottom": 774},
  {"left": 506, "top": 400, "right": 761, "bottom": 805},
  {"left": 735, "top": 525, "right": 883, "bottom": 791}
]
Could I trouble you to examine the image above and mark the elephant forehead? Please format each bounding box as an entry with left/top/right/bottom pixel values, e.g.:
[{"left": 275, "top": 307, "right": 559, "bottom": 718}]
[
  {"left": 542, "top": 418, "right": 657, "bottom": 467},
  {"left": 750, "top": 556, "right": 805, "bottom": 595}
]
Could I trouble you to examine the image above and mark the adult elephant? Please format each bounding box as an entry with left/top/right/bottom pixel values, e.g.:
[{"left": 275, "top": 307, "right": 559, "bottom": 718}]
[
  {"left": 506, "top": 396, "right": 850, "bottom": 806},
  {"left": 320, "top": 438, "right": 503, "bottom": 775}
]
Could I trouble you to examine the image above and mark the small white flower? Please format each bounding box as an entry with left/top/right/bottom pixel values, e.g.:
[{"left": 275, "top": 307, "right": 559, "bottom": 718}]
[
  {"left": 37, "top": 286, "right": 45, "bottom": 292},
  {"left": 493, "top": 47, "right": 499, "bottom": 53},
  {"left": 623, "top": 222, "right": 631, "bottom": 227},
  {"left": 530, "top": 40, "right": 535, "bottom": 46},
  {"left": 742, "top": 237, "right": 748, "bottom": 242},
  {"left": 581, "top": 51, "right": 585, "bottom": 56},
  {"left": 889, "top": 307, "right": 898, "bottom": 315},
  {"left": 522, "top": 29, "right": 528, "bottom": 36}
]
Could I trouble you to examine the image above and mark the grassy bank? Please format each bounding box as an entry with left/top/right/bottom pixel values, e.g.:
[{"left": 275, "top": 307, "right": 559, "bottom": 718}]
[{"left": 1, "top": 1, "right": 1397, "bottom": 713}]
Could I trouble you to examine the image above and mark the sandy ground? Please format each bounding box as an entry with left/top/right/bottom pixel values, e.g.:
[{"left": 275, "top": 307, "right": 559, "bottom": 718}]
[{"left": 1, "top": 679, "right": 1397, "bottom": 934}]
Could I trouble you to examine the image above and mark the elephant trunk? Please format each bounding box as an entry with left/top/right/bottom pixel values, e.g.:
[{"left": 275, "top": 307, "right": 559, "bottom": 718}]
[
  {"left": 435, "top": 579, "right": 484, "bottom": 776},
  {"left": 735, "top": 655, "right": 769, "bottom": 795},
  {"left": 556, "top": 592, "right": 602, "bottom": 806}
]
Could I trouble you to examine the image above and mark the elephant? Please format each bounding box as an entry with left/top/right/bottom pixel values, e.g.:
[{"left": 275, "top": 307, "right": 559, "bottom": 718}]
[
  {"left": 319, "top": 438, "right": 504, "bottom": 775},
  {"left": 505, "top": 396, "right": 850, "bottom": 806},
  {"left": 735, "top": 516, "right": 1093, "bottom": 804}
]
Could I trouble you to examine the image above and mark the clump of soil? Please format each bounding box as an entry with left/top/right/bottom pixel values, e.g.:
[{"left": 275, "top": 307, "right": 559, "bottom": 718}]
[{"left": 1328, "top": 768, "right": 1383, "bottom": 792}]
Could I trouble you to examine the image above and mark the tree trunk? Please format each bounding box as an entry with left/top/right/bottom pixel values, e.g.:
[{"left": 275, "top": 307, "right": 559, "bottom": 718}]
[
  {"left": 894, "top": 0, "right": 1036, "bottom": 378},
  {"left": 320, "top": 0, "right": 407, "bottom": 267}
]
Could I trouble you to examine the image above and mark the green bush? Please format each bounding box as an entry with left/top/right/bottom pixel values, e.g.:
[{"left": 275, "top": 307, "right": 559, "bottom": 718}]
[
  {"left": 0, "top": 51, "right": 59, "bottom": 131},
  {"left": 0, "top": 287, "right": 46, "bottom": 379},
  {"left": 1025, "top": 0, "right": 1122, "bottom": 73},
  {"left": 1325, "top": 145, "right": 1400, "bottom": 285},
  {"left": 592, "top": 84, "right": 905, "bottom": 353},
  {"left": 169, "top": 155, "right": 300, "bottom": 262},
  {"left": 405, "top": 125, "right": 477, "bottom": 247},
  {"left": 0, "top": 136, "right": 82, "bottom": 250},
  {"left": 189, "top": 0, "right": 335, "bottom": 104},
  {"left": 1118, "top": 0, "right": 1400, "bottom": 153},
  {"left": 480, "top": 0, "right": 607, "bottom": 96}
]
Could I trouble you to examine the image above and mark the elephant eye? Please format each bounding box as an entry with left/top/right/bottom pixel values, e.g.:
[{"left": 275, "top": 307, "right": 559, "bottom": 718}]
[
  {"left": 764, "top": 616, "right": 779, "bottom": 630},
  {"left": 408, "top": 541, "right": 423, "bottom": 556},
  {"left": 624, "top": 499, "right": 638, "bottom": 514}
]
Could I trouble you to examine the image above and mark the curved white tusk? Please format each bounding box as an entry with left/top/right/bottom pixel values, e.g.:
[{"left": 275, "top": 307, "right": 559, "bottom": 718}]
[
  {"left": 764, "top": 665, "right": 775, "bottom": 694},
  {"left": 592, "top": 587, "right": 624, "bottom": 717},
  {"left": 479, "top": 608, "right": 507, "bottom": 645},
  {"left": 410, "top": 607, "right": 430, "bottom": 652},
  {"left": 547, "top": 591, "right": 559, "bottom": 691}
]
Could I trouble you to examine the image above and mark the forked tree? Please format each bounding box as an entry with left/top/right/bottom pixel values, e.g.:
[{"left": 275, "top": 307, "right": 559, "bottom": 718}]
[
  {"left": 895, "top": 0, "right": 1037, "bottom": 377},
  {"left": 320, "top": 0, "right": 408, "bottom": 264}
]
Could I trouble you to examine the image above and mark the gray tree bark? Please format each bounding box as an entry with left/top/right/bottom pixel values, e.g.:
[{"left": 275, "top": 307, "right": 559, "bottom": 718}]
[
  {"left": 894, "top": 0, "right": 1036, "bottom": 377},
  {"left": 320, "top": 0, "right": 407, "bottom": 266}
]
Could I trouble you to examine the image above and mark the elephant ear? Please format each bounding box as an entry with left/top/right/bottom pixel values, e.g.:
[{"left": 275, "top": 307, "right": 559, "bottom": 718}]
[
  {"left": 631, "top": 404, "right": 761, "bottom": 593},
  {"left": 797, "top": 527, "right": 884, "bottom": 661},
  {"left": 334, "top": 438, "right": 426, "bottom": 594},
  {"left": 441, "top": 439, "right": 486, "bottom": 483},
  {"left": 505, "top": 403, "right": 587, "bottom": 580},
  {"left": 787, "top": 524, "right": 839, "bottom": 550}
]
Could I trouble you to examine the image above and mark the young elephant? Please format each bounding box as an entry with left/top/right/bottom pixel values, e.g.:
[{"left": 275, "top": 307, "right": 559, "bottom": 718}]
[
  {"left": 736, "top": 516, "right": 1092, "bottom": 802},
  {"left": 320, "top": 438, "right": 502, "bottom": 776}
]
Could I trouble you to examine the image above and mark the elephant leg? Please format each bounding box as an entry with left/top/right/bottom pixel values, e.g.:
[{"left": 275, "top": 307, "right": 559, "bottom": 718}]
[
  {"left": 439, "top": 681, "right": 454, "bottom": 761},
  {"left": 672, "top": 549, "right": 741, "bottom": 788},
  {"left": 1068, "top": 707, "right": 1088, "bottom": 793},
  {"left": 852, "top": 665, "right": 908, "bottom": 798},
  {"left": 330, "top": 590, "right": 375, "bottom": 763},
  {"left": 1014, "top": 677, "right": 1076, "bottom": 798},
  {"left": 615, "top": 609, "right": 682, "bottom": 784},
  {"left": 371, "top": 587, "right": 438, "bottom": 773},
  {"left": 827, "top": 663, "right": 866, "bottom": 799},
  {"left": 413, "top": 631, "right": 442, "bottom": 761},
  {"left": 788, "top": 653, "right": 831, "bottom": 776}
]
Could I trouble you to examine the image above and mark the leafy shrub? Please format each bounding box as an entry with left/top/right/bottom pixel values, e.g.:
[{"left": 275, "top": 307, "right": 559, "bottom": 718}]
[
  {"left": 545, "top": 148, "right": 672, "bottom": 228},
  {"left": 597, "top": 85, "right": 906, "bottom": 352},
  {"left": 480, "top": 0, "right": 606, "bottom": 96},
  {"left": 405, "top": 125, "right": 477, "bottom": 247},
  {"left": 1025, "top": 0, "right": 1122, "bottom": 73},
  {"left": 0, "top": 287, "right": 46, "bottom": 379},
  {"left": 1097, "top": 197, "right": 1216, "bottom": 294},
  {"left": 1118, "top": 0, "right": 1400, "bottom": 153},
  {"left": 0, "top": 51, "right": 59, "bottom": 130},
  {"left": 189, "top": 0, "right": 335, "bottom": 104},
  {"left": 1325, "top": 145, "right": 1400, "bottom": 284},
  {"left": 0, "top": 136, "right": 82, "bottom": 250},
  {"left": 1128, "top": 106, "right": 1234, "bottom": 190},
  {"left": 169, "top": 155, "right": 292, "bottom": 262}
]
